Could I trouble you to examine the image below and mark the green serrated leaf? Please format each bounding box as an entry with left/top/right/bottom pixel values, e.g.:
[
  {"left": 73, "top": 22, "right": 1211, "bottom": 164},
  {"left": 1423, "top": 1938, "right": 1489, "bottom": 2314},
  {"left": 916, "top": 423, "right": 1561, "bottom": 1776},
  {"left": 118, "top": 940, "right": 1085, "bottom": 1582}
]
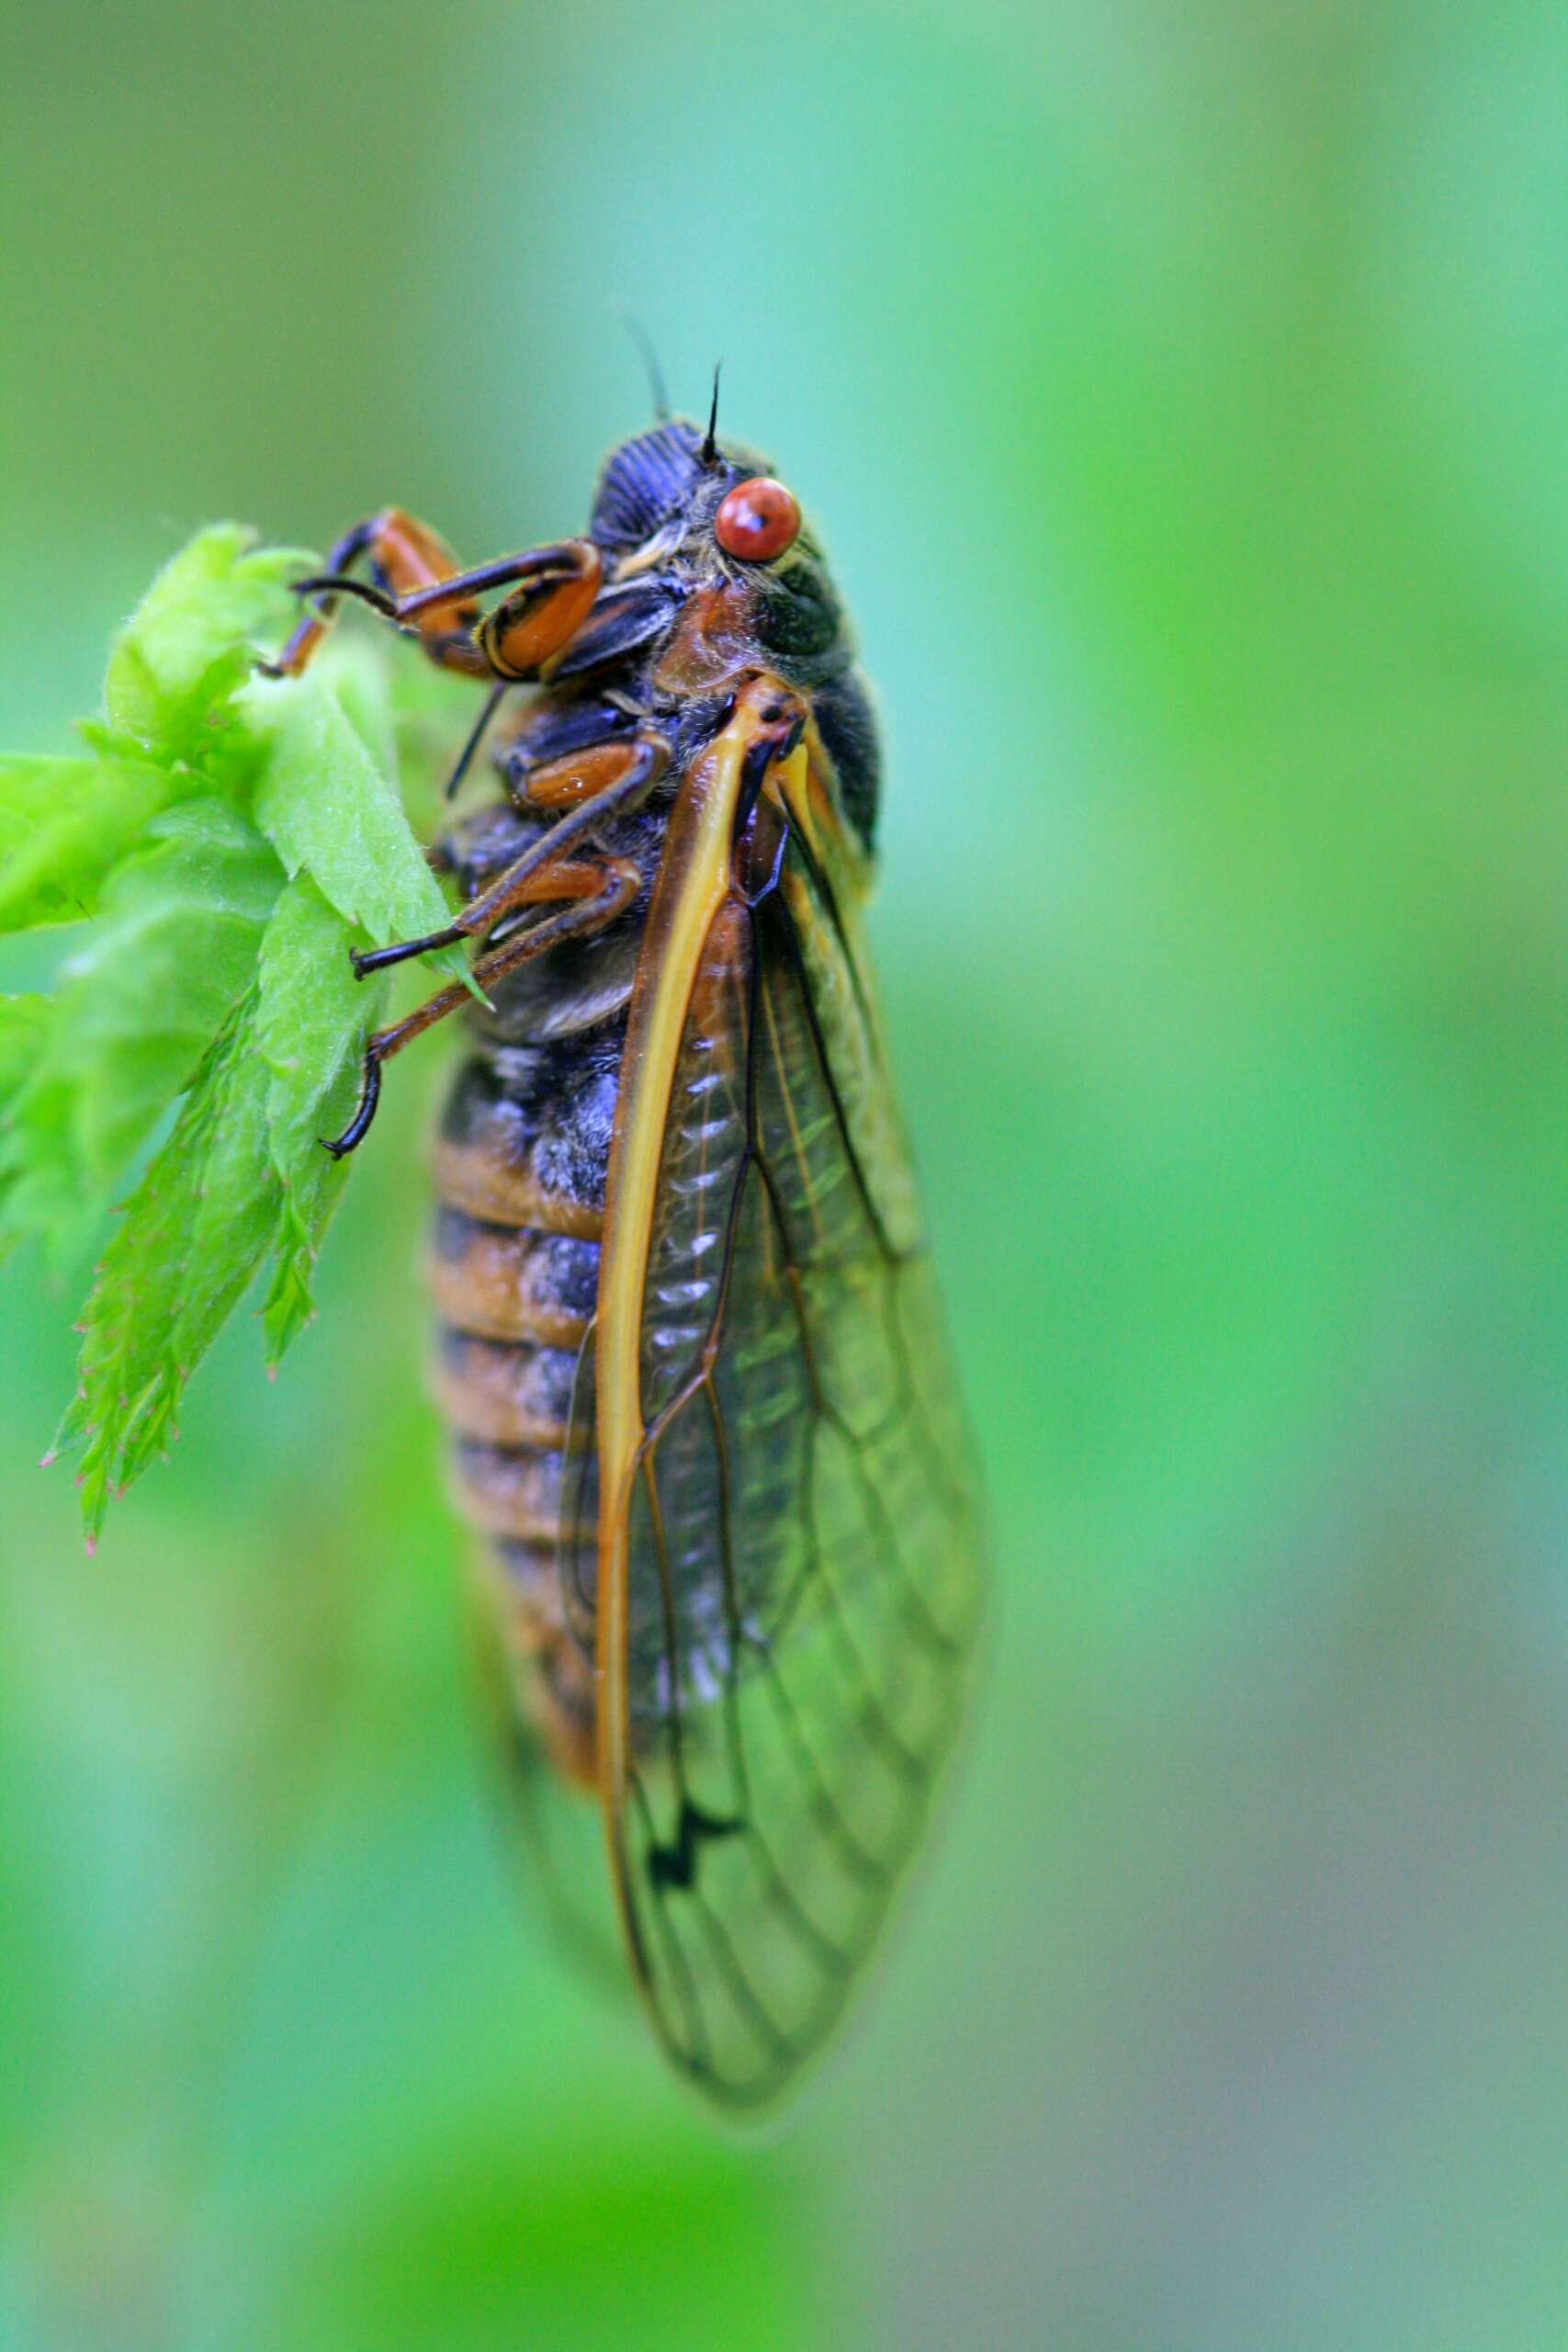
[
  {"left": 0, "top": 996, "right": 51, "bottom": 1110},
  {"left": 0, "top": 1001, "right": 73, "bottom": 1266},
  {"left": 255, "top": 870, "right": 376, "bottom": 1153},
  {"left": 259, "top": 1148, "right": 349, "bottom": 1366},
  {"left": 238, "top": 667, "right": 481, "bottom": 999},
  {"left": 0, "top": 799, "right": 281, "bottom": 1263},
  {"left": 320, "top": 633, "right": 400, "bottom": 780},
  {"left": 0, "top": 752, "right": 176, "bottom": 933},
  {"left": 54, "top": 992, "right": 284, "bottom": 1544},
  {"left": 0, "top": 1071, "right": 90, "bottom": 1269},
  {"left": 389, "top": 653, "right": 494, "bottom": 838},
  {"left": 105, "top": 526, "right": 315, "bottom": 763},
  {"left": 254, "top": 870, "right": 388, "bottom": 1363},
  {"left": 12, "top": 521, "right": 475, "bottom": 1540}
]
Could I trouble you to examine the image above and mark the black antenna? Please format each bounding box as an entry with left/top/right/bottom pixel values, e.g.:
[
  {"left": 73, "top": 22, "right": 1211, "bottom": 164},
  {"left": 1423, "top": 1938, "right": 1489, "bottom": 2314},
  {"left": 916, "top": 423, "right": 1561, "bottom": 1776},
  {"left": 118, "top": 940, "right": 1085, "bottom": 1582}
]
[
  {"left": 622, "top": 313, "right": 671, "bottom": 423},
  {"left": 701, "top": 362, "right": 723, "bottom": 463}
]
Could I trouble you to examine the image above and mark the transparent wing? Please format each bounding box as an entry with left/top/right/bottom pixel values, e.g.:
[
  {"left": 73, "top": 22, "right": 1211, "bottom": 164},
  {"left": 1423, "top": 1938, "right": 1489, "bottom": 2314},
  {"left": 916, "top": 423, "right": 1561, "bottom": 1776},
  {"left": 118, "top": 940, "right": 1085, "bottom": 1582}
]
[{"left": 588, "top": 803, "right": 986, "bottom": 2110}]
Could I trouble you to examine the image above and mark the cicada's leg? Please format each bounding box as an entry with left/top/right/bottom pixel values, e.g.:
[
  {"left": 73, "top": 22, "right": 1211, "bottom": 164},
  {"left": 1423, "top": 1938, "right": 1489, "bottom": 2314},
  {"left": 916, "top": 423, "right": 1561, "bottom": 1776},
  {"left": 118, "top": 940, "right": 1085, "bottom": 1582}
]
[
  {"left": 322, "top": 854, "right": 642, "bottom": 1159},
  {"left": 263, "top": 509, "right": 486, "bottom": 678},
  {"left": 351, "top": 732, "right": 669, "bottom": 978},
  {"left": 260, "top": 510, "right": 603, "bottom": 685},
  {"left": 439, "top": 682, "right": 508, "bottom": 804}
]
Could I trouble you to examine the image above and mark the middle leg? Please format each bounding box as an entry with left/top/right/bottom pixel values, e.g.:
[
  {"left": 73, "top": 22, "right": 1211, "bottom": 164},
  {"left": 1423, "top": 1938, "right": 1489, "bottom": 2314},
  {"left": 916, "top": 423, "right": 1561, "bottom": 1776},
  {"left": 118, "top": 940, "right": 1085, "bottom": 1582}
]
[
  {"left": 322, "top": 854, "right": 643, "bottom": 1159},
  {"left": 352, "top": 732, "right": 670, "bottom": 978}
]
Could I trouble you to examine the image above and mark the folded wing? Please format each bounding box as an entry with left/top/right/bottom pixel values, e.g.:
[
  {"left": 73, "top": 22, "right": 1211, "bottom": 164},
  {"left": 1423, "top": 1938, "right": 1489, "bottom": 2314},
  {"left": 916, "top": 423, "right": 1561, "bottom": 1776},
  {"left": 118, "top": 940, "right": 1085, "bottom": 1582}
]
[{"left": 591, "top": 781, "right": 985, "bottom": 2109}]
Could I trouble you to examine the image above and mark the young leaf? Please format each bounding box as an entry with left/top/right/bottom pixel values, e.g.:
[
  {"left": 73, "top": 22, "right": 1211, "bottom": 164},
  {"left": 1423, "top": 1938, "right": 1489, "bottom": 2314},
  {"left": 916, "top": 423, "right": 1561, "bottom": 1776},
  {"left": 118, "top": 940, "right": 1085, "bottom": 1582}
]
[
  {"left": 0, "top": 1065, "right": 90, "bottom": 1271},
  {"left": 320, "top": 632, "right": 400, "bottom": 781},
  {"left": 54, "top": 992, "right": 282, "bottom": 1545},
  {"left": 260, "top": 1146, "right": 351, "bottom": 1369},
  {"left": 0, "top": 800, "right": 281, "bottom": 1262},
  {"left": 0, "top": 997, "right": 51, "bottom": 1114},
  {"left": 0, "top": 521, "right": 491, "bottom": 1538},
  {"left": 255, "top": 870, "right": 380, "bottom": 1154},
  {"left": 105, "top": 526, "right": 313, "bottom": 763},
  {"left": 238, "top": 668, "right": 480, "bottom": 998},
  {"left": 0, "top": 754, "right": 175, "bottom": 933},
  {"left": 390, "top": 654, "right": 495, "bottom": 838},
  {"left": 254, "top": 870, "right": 388, "bottom": 1363}
]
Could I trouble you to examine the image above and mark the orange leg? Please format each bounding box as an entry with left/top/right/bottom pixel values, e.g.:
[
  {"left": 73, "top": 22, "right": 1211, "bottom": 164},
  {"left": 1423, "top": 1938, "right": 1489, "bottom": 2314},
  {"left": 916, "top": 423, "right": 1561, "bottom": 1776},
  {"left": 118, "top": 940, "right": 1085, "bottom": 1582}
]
[
  {"left": 260, "top": 506, "right": 603, "bottom": 684},
  {"left": 352, "top": 733, "right": 669, "bottom": 978},
  {"left": 324, "top": 854, "right": 642, "bottom": 1158}
]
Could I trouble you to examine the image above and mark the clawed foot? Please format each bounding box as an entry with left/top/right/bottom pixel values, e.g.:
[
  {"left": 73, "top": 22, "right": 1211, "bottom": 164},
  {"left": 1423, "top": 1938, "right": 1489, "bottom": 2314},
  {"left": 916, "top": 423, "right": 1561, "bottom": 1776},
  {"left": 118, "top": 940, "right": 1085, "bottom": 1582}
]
[{"left": 319, "top": 1050, "right": 382, "bottom": 1159}]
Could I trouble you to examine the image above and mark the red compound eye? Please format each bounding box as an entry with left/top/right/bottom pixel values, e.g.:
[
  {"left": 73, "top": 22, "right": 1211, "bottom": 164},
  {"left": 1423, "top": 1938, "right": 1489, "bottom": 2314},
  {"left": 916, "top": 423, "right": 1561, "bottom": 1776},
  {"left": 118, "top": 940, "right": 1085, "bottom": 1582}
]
[{"left": 714, "top": 476, "right": 801, "bottom": 562}]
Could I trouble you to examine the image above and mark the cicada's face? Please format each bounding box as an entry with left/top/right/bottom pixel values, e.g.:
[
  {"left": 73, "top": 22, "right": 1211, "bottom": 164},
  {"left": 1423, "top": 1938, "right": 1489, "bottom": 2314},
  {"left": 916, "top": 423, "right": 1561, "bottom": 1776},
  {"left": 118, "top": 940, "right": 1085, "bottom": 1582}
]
[{"left": 587, "top": 419, "right": 851, "bottom": 683}]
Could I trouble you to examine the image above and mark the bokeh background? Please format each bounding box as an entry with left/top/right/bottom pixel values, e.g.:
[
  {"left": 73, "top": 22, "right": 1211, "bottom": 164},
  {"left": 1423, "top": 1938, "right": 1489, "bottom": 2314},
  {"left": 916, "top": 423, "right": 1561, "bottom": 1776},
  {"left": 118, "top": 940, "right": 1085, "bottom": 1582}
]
[{"left": 3, "top": 2, "right": 1566, "bottom": 2345}]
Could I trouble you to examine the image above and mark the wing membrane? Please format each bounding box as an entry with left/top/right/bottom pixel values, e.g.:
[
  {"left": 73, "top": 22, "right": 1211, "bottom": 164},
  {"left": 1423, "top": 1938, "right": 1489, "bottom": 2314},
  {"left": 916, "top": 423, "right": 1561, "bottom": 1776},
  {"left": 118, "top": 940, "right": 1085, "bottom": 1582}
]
[{"left": 590, "top": 786, "right": 984, "bottom": 2109}]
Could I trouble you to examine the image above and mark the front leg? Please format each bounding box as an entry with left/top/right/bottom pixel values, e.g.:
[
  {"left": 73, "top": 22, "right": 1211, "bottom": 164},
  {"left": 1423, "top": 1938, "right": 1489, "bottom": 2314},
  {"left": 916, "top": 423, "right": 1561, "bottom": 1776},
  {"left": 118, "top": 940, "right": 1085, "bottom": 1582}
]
[
  {"left": 262, "top": 508, "right": 489, "bottom": 679},
  {"left": 260, "top": 508, "right": 603, "bottom": 685}
]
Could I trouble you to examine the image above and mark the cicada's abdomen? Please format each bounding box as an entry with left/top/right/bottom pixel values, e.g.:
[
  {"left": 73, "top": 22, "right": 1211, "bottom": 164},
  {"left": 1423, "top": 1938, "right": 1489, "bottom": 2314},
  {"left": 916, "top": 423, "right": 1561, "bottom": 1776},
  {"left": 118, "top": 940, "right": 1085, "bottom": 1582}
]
[
  {"left": 426, "top": 1017, "right": 623, "bottom": 1782},
  {"left": 421, "top": 693, "right": 674, "bottom": 1783}
]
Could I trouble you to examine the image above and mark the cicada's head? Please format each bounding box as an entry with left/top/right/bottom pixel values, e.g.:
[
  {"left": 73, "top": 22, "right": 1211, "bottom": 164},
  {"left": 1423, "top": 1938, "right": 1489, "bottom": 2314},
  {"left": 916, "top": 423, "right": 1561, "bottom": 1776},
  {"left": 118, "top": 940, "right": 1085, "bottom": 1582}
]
[{"left": 585, "top": 414, "right": 852, "bottom": 689}]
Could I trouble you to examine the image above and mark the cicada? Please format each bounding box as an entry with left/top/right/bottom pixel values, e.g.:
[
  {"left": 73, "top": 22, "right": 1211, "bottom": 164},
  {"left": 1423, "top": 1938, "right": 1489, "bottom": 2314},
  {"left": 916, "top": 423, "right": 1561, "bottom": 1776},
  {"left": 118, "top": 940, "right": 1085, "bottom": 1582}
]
[{"left": 268, "top": 390, "right": 986, "bottom": 2112}]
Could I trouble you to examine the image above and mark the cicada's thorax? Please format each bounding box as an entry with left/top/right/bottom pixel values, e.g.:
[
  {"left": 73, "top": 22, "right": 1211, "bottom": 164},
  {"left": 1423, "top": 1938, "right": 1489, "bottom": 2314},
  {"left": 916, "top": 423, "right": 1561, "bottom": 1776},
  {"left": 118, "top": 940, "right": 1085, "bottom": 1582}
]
[{"left": 426, "top": 631, "right": 876, "bottom": 1784}]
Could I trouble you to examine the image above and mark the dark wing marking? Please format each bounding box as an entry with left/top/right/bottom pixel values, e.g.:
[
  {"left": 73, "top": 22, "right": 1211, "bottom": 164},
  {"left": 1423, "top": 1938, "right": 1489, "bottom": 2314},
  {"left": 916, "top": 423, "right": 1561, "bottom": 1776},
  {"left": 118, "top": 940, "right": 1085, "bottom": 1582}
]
[{"left": 577, "top": 803, "right": 985, "bottom": 2109}]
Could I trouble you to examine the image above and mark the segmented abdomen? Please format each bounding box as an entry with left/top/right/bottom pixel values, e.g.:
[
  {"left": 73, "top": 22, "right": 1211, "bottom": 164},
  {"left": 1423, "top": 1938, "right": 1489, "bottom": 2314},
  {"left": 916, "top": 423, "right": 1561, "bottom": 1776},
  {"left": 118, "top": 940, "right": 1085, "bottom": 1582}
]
[{"left": 428, "top": 1026, "right": 622, "bottom": 1782}]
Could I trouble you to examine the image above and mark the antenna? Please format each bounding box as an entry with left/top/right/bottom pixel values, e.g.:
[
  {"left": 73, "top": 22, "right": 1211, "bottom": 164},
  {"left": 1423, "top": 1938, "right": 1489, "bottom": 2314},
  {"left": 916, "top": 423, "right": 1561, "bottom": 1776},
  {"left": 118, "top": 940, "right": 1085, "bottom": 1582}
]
[
  {"left": 701, "top": 362, "right": 723, "bottom": 463},
  {"left": 621, "top": 313, "right": 671, "bottom": 423}
]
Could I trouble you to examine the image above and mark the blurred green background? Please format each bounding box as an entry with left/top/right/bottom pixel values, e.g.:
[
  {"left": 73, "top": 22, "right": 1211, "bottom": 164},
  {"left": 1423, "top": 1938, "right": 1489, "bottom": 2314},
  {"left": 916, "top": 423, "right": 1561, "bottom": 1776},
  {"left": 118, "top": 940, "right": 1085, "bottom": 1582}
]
[{"left": 4, "top": 2, "right": 1566, "bottom": 2345}]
